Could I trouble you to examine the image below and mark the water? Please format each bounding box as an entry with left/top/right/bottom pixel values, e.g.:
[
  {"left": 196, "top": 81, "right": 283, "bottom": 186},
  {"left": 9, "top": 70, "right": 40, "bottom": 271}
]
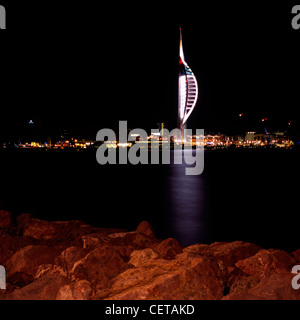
[{"left": 0, "top": 148, "right": 298, "bottom": 252}]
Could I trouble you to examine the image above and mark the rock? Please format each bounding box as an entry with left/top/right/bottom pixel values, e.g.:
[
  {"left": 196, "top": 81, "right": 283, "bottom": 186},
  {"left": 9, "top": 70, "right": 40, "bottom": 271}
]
[
  {"left": 34, "top": 264, "right": 65, "bottom": 280},
  {"left": 57, "top": 280, "right": 94, "bottom": 300},
  {"left": 22, "top": 218, "right": 127, "bottom": 246},
  {"left": 107, "top": 231, "right": 158, "bottom": 249},
  {"left": 22, "top": 219, "right": 89, "bottom": 242},
  {"left": 0, "top": 234, "right": 35, "bottom": 265},
  {"left": 227, "top": 273, "right": 260, "bottom": 294},
  {"left": 81, "top": 233, "right": 106, "bottom": 249},
  {"left": 0, "top": 275, "right": 70, "bottom": 300},
  {"left": 291, "top": 249, "right": 300, "bottom": 263},
  {"left": 223, "top": 273, "right": 300, "bottom": 300},
  {"left": 102, "top": 252, "right": 227, "bottom": 300},
  {"left": 0, "top": 210, "right": 13, "bottom": 229},
  {"left": 71, "top": 246, "right": 130, "bottom": 291},
  {"left": 152, "top": 238, "right": 183, "bottom": 259},
  {"left": 5, "top": 245, "right": 65, "bottom": 286},
  {"left": 16, "top": 213, "right": 35, "bottom": 232},
  {"left": 184, "top": 241, "right": 261, "bottom": 268},
  {"left": 236, "top": 249, "right": 296, "bottom": 279},
  {"left": 110, "top": 246, "right": 135, "bottom": 262},
  {"left": 55, "top": 246, "right": 90, "bottom": 275},
  {"left": 129, "top": 249, "right": 161, "bottom": 267},
  {"left": 136, "top": 221, "right": 155, "bottom": 238}
]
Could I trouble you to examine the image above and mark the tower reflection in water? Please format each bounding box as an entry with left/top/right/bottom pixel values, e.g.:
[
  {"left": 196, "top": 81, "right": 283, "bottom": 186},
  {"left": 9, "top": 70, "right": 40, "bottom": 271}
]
[{"left": 167, "top": 150, "right": 211, "bottom": 246}]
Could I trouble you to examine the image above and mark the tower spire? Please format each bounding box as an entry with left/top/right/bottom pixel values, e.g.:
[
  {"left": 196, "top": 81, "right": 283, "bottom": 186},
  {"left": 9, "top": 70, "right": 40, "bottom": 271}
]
[
  {"left": 179, "top": 27, "right": 184, "bottom": 61},
  {"left": 177, "top": 27, "right": 199, "bottom": 138}
]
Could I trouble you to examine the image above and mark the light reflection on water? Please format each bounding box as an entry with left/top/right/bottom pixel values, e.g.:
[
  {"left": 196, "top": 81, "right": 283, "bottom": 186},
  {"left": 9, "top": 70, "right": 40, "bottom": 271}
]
[{"left": 167, "top": 150, "right": 211, "bottom": 245}]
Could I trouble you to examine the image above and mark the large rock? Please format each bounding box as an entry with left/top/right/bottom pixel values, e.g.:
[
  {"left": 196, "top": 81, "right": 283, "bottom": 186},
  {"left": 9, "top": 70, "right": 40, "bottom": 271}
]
[
  {"left": 22, "top": 218, "right": 127, "bottom": 246},
  {"left": 291, "top": 249, "right": 300, "bottom": 263},
  {"left": 227, "top": 272, "right": 260, "bottom": 294},
  {"left": 56, "top": 280, "right": 94, "bottom": 300},
  {"left": 0, "top": 210, "right": 13, "bottom": 229},
  {"left": 223, "top": 273, "right": 300, "bottom": 300},
  {"left": 235, "top": 249, "right": 296, "bottom": 279},
  {"left": 22, "top": 219, "right": 90, "bottom": 242},
  {"left": 152, "top": 238, "right": 183, "bottom": 259},
  {"left": 55, "top": 246, "right": 90, "bottom": 275},
  {"left": 16, "top": 213, "right": 35, "bottom": 232},
  {"left": 81, "top": 233, "right": 106, "bottom": 249},
  {"left": 184, "top": 241, "right": 261, "bottom": 268},
  {"left": 129, "top": 248, "right": 161, "bottom": 267},
  {"left": 71, "top": 246, "right": 130, "bottom": 291},
  {"left": 106, "top": 231, "right": 158, "bottom": 250},
  {"left": 34, "top": 264, "right": 64, "bottom": 280},
  {"left": 136, "top": 221, "right": 155, "bottom": 238},
  {"left": 96, "top": 252, "right": 227, "bottom": 300},
  {"left": 0, "top": 234, "right": 35, "bottom": 265},
  {"left": 5, "top": 245, "right": 65, "bottom": 286},
  {"left": 0, "top": 275, "right": 70, "bottom": 300}
]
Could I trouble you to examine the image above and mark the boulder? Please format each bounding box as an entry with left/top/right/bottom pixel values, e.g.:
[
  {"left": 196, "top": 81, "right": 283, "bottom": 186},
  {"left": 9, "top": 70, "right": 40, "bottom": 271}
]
[
  {"left": 0, "top": 275, "right": 70, "bottom": 300},
  {"left": 71, "top": 246, "right": 130, "bottom": 291},
  {"left": 55, "top": 246, "right": 90, "bottom": 275},
  {"left": 0, "top": 234, "right": 35, "bottom": 265},
  {"left": 227, "top": 273, "right": 260, "bottom": 294},
  {"left": 223, "top": 273, "right": 300, "bottom": 300},
  {"left": 56, "top": 280, "right": 94, "bottom": 300},
  {"left": 34, "top": 264, "right": 65, "bottom": 280},
  {"left": 129, "top": 248, "right": 161, "bottom": 267},
  {"left": 81, "top": 233, "right": 106, "bottom": 249},
  {"left": 291, "top": 249, "right": 300, "bottom": 263},
  {"left": 235, "top": 249, "right": 296, "bottom": 279},
  {"left": 5, "top": 245, "right": 65, "bottom": 286},
  {"left": 16, "top": 213, "right": 35, "bottom": 232},
  {"left": 107, "top": 231, "right": 158, "bottom": 249},
  {"left": 0, "top": 210, "right": 13, "bottom": 229},
  {"left": 152, "top": 238, "right": 183, "bottom": 259},
  {"left": 184, "top": 241, "right": 261, "bottom": 268},
  {"left": 22, "top": 219, "right": 89, "bottom": 242},
  {"left": 136, "top": 221, "right": 155, "bottom": 238},
  {"left": 101, "top": 252, "right": 227, "bottom": 300}
]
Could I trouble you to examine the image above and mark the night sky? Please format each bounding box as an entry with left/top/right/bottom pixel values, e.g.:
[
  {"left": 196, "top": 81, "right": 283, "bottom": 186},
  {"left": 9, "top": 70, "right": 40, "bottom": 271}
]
[{"left": 1, "top": 1, "right": 299, "bottom": 139}]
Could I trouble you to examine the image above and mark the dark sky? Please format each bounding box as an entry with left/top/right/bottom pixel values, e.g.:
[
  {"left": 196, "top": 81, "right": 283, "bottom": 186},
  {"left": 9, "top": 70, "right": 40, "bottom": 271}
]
[{"left": 0, "top": 1, "right": 299, "bottom": 139}]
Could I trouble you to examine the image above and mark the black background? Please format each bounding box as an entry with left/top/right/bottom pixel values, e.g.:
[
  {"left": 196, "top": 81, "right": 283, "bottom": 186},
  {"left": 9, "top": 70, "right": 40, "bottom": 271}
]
[{"left": 0, "top": 1, "right": 299, "bottom": 139}]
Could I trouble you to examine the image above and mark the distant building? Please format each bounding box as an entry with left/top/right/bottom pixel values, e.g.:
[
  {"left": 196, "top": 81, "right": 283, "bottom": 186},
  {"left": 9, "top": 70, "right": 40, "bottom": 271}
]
[{"left": 245, "top": 132, "right": 255, "bottom": 142}]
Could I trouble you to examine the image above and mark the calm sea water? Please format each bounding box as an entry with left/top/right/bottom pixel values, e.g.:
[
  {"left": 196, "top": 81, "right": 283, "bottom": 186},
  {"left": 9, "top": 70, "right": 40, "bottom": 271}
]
[{"left": 0, "top": 148, "right": 298, "bottom": 251}]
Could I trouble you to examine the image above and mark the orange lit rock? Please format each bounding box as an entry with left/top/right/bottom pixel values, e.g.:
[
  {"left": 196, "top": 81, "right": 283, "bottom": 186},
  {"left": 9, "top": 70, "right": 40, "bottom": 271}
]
[
  {"left": 152, "top": 238, "right": 183, "bottom": 260},
  {"left": 235, "top": 249, "right": 296, "bottom": 279},
  {"left": 184, "top": 241, "right": 261, "bottom": 268},
  {"left": 6, "top": 245, "right": 65, "bottom": 286},
  {"left": 0, "top": 210, "right": 13, "bottom": 229},
  {"left": 0, "top": 275, "right": 70, "bottom": 300},
  {"left": 71, "top": 246, "right": 130, "bottom": 291},
  {"left": 136, "top": 221, "right": 155, "bottom": 238},
  {"left": 129, "top": 248, "right": 161, "bottom": 267},
  {"left": 223, "top": 273, "right": 300, "bottom": 300},
  {"left": 104, "top": 252, "right": 227, "bottom": 300},
  {"left": 56, "top": 280, "right": 94, "bottom": 300}
]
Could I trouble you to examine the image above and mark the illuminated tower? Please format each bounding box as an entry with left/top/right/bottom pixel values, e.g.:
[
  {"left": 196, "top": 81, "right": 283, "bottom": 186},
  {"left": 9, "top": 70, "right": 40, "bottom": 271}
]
[{"left": 178, "top": 28, "right": 198, "bottom": 139}]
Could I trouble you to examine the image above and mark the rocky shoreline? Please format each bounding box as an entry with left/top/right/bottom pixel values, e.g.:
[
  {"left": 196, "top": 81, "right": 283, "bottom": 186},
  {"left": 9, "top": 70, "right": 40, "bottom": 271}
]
[{"left": 0, "top": 210, "right": 299, "bottom": 300}]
